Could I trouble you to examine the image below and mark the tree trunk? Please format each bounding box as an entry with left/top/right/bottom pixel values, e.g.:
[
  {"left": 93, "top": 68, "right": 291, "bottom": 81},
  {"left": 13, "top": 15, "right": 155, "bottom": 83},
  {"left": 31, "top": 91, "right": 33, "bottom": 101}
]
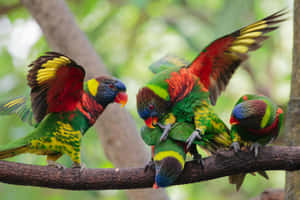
[
  {"left": 285, "top": 1, "right": 300, "bottom": 200},
  {"left": 20, "top": 0, "right": 169, "bottom": 199}
]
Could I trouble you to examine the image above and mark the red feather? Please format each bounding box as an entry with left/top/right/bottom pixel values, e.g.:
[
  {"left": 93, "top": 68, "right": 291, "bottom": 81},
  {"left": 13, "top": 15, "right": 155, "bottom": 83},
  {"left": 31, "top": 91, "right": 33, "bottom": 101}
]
[
  {"left": 187, "top": 10, "right": 287, "bottom": 105},
  {"left": 166, "top": 68, "right": 197, "bottom": 103},
  {"left": 47, "top": 66, "right": 84, "bottom": 113}
]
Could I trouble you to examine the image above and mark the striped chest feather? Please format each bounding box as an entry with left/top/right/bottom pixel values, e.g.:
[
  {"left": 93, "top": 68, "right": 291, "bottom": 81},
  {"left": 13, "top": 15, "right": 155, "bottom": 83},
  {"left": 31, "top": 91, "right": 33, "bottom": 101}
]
[{"left": 30, "top": 121, "right": 81, "bottom": 156}]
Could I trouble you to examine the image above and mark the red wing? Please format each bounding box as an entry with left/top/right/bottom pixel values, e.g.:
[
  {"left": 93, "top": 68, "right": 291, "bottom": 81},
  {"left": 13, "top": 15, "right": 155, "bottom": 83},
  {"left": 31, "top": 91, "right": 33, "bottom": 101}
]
[
  {"left": 188, "top": 9, "right": 287, "bottom": 105},
  {"left": 27, "top": 52, "right": 85, "bottom": 122}
]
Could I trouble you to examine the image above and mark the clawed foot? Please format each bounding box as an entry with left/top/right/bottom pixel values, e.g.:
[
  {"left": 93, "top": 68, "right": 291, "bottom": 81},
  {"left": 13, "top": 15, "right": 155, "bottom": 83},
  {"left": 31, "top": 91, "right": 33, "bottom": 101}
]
[
  {"left": 157, "top": 123, "right": 172, "bottom": 142},
  {"left": 250, "top": 143, "right": 261, "bottom": 157},
  {"left": 186, "top": 129, "right": 202, "bottom": 150},
  {"left": 47, "top": 160, "right": 66, "bottom": 170},
  {"left": 192, "top": 153, "right": 205, "bottom": 169},
  {"left": 144, "top": 160, "right": 155, "bottom": 172},
  {"left": 230, "top": 142, "right": 241, "bottom": 153},
  {"left": 72, "top": 162, "right": 86, "bottom": 173}
]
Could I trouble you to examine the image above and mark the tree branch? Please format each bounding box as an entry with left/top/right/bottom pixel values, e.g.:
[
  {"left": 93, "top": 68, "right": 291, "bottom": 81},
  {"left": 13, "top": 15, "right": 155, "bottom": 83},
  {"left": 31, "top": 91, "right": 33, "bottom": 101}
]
[{"left": 0, "top": 146, "right": 299, "bottom": 190}]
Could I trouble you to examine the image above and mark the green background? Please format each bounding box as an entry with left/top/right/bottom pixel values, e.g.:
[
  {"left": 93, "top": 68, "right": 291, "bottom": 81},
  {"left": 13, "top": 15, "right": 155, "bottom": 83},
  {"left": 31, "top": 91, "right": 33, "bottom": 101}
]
[{"left": 0, "top": 0, "right": 292, "bottom": 199}]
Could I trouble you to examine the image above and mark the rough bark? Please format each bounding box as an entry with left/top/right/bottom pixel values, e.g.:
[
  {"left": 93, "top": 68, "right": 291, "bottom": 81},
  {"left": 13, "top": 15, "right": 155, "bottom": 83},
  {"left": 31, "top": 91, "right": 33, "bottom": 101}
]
[
  {"left": 0, "top": 146, "right": 299, "bottom": 190},
  {"left": 20, "top": 0, "right": 168, "bottom": 199},
  {"left": 285, "top": 2, "right": 300, "bottom": 200}
]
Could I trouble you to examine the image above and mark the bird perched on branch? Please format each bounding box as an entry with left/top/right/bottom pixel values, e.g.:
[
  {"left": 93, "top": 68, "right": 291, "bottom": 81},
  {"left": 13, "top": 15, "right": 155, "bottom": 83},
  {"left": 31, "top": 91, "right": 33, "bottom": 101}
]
[
  {"left": 230, "top": 94, "right": 284, "bottom": 156},
  {"left": 141, "top": 119, "right": 233, "bottom": 188},
  {"left": 136, "top": 10, "right": 287, "bottom": 152},
  {"left": 0, "top": 52, "right": 128, "bottom": 168},
  {"left": 226, "top": 94, "right": 283, "bottom": 190}
]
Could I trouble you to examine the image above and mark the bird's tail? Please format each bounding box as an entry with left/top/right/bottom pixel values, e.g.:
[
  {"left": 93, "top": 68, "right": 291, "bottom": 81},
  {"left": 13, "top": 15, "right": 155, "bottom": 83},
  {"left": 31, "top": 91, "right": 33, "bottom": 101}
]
[
  {"left": 229, "top": 170, "right": 269, "bottom": 191},
  {"left": 0, "top": 144, "right": 29, "bottom": 159}
]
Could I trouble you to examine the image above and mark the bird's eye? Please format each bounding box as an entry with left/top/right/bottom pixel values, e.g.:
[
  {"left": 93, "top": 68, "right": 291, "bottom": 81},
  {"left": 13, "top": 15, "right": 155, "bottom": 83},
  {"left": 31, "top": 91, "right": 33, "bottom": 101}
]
[
  {"left": 109, "top": 84, "right": 114, "bottom": 89},
  {"left": 149, "top": 104, "right": 154, "bottom": 110}
]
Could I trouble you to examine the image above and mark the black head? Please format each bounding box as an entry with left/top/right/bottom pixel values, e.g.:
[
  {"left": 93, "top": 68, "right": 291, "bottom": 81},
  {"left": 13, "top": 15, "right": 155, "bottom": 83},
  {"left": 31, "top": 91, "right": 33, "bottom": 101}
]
[{"left": 87, "top": 76, "right": 128, "bottom": 107}]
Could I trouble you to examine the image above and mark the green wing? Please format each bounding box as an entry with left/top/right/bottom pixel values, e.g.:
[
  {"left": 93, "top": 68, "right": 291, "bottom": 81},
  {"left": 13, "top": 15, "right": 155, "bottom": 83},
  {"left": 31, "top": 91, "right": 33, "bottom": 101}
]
[
  {"left": 149, "top": 55, "right": 188, "bottom": 74},
  {"left": 141, "top": 121, "right": 227, "bottom": 153},
  {"left": 0, "top": 96, "right": 36, "bottom": 126},
  {"left": 141, "top": 122, "right": 203, "bottom": 145}
]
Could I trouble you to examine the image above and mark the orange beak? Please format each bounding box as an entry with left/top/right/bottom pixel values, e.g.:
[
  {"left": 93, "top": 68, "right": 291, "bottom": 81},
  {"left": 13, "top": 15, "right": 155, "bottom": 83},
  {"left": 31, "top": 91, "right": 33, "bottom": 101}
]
[
  {"left": 115, "top": 92, "right": 128, "bottom": 107},
  {"left": 277, "top": 107, "right": 283, "bottom": 114},
  {"left": 145, "top": 117, "right": 158, "bottom": 129},
  {"left": 230, "top": 116, "right": 239, "bottom": 125},
  {"left": 153, "top": 182, "right": 159, "bottom": 189}
]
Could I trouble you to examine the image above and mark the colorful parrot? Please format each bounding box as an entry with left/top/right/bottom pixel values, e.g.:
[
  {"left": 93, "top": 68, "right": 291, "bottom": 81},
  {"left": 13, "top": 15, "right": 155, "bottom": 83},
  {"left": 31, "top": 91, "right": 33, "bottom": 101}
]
[
  {"left": 136, "top": 10, "right": 287, "bottom": 151},
  {"left": 141, "top": 123, "right": 191, "bottom": 188},
  {"left": 0, "top": 52, "right": 128, "bottom": 168},
  {"left": 230, "top": 94, "right": 284, "bottom": 157},
  {"left": 141, "top": 120, "right": 268, "bottom": 190},
  {"left": 141, "top": 120, "right": 233, "bottom": 188}
]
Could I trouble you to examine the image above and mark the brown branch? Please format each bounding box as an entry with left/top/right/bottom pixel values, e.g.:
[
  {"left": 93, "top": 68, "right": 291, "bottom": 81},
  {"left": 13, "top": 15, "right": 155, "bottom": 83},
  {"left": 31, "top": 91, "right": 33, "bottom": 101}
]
[{"left": 0, "top": 146, "right": 299, "bottom": 190}]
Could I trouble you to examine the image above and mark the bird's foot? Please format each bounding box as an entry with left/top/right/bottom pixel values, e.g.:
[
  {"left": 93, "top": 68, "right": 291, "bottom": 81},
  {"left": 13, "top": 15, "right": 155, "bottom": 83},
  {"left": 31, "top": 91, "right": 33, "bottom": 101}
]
[
  {"left": 157, "top": 123, "right": 172, "bottom": 142},
  {"left": 47, "top": 160, "right": 66, "bottom": 170},
  {"left": 186, "top": 129, "right": 202, "bottom": 150},
  {"left": 144, "top": 160, "right": 155, "bottom": 172},
  {"left": 192, "top": 153, "right": 205, "bottom": 169},
  {"left": 250, "top": 143, "right": 261, "bottom": 158},
  {"left": 72, "top": 162, "right": 86, "bottom": 173},
  {"left": 230, "top": 142, "right": 241, "bottom": 153}
]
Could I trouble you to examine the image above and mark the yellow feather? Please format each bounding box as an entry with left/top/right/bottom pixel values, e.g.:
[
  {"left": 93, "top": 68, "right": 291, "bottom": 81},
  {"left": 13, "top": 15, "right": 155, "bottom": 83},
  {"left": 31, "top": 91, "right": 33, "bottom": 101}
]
[
  {"left": 241, "top": 20, "right": 266, "bottom": 31},
  {"left": 237, "top": 32, "right": 263, "bottom": 40},
  {"left": 241, "top": 24, "right": 268, "bottom": 34},
  {"left": 147, "top": 84, "right": 170, "bottom": 101},
  {"left": 163, "top": 113, "right": 177, "bottom": 125},
  {"left": 154, "top": 150, "right": 185, "bottom": 168},
  {"left": 261, "top": 105, "right": 271, "bottom": 128},
  {"left": 4, "top": 98, "right": 24, "bottom": 108},
  {"left": 233, "top": 38, "right": 255, "bottom": 46},
  {"left": 229, "top": 45, "right": 249, "bottom": 54},
  {"left": 87, "top": 79, "right": 99, "bottom": 96}
]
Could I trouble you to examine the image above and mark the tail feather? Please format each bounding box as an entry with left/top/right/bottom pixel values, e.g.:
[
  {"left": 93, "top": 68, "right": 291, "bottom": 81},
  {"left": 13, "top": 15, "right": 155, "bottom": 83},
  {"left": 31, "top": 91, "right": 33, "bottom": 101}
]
[
  {"left": 257, "top": 170, "right": 269, "bottom": 179},
  {"left": 229, "top": 170, "right": 268, "bottom": 191},
  {"left": 229, "top": 173, "right": 246, "bottom": 191},
  {"left": 0, "top": 145, "right": 28, "bottom": 159}
]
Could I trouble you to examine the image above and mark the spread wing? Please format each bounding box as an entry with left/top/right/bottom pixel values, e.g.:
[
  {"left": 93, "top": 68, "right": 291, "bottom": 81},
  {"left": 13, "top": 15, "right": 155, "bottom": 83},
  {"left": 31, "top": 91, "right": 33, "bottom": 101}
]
[
  {"left": 188, "top": 9, "right": 287, "bottom": 105},
  {"left": 27, "top": 52, "right": 85, "bottom": 122},
  {"left": 0, "top": 96, "right": 36, "bottom": 126}
]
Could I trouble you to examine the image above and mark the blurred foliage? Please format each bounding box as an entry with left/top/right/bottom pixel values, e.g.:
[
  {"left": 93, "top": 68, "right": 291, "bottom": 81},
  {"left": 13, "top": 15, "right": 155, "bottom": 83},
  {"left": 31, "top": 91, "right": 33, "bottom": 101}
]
[{"left": 0, "top": 0, "right": 292, "bottom": 199}]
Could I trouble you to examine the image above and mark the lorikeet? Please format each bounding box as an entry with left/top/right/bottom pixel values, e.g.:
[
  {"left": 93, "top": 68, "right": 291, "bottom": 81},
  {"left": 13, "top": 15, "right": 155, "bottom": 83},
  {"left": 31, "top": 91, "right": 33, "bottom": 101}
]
[
  {"left": 141, "top": 120, "right": 268, "bottom": 190},
  {"left": 141, "top": 121, "right": 233, "bottom": 188},
  {"left": 230, "top": 94, "right": 284, "bottom": 157},
  {"left": 136, "top": 10, "right": 286, "bottom": 149},
  {"left": 141, "top": 123, "right": 191, "bottom": 188},
  {"left": 0, "top": 52, "right": 128, "bottom": 168}
]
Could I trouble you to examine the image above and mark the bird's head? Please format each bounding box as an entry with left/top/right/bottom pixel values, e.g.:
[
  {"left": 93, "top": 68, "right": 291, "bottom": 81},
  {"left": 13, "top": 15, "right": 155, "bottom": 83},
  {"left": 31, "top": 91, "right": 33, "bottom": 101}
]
[
  {"left": 136, "top": 87, "right": 170, "bottom": 128},
  {"left": 153, "top": 156, "right": 184, "bottom": 188},
  {"left": 230, "top": 99, "right": 267, "bottom": 129},
  {"left": 86, "top": 76, "right": 128, "bottom": 107}
]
